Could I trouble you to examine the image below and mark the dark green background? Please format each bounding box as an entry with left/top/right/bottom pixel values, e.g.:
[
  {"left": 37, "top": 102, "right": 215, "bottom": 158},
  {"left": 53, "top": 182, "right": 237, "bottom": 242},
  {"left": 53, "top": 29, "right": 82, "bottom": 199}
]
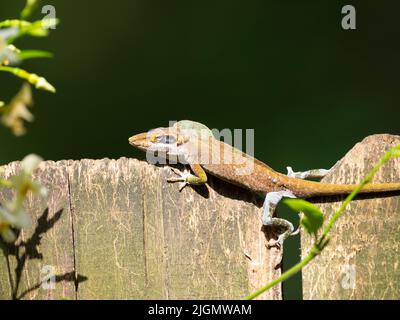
[{"left": 1, "top": 1, "right": 399, "bottom": 299}]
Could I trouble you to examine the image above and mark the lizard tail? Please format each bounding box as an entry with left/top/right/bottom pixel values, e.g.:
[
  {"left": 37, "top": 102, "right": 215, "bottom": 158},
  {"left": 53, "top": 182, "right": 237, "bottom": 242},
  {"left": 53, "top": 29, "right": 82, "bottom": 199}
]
[{"left": 284, "top": 178, "right": 400, "bottom": 198}]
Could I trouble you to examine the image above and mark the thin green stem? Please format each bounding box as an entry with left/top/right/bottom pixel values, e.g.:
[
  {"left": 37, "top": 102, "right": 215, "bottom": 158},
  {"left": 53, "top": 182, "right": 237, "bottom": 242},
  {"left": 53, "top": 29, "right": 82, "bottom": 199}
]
[
  {"left": 319, "top": 150, "right": 394, "bottom": 242},
  {"left": 245, "top": 145, "right": 399, "bottom": 300},
  {"left": 0, "top": 66, "right": 56, "bottom": 92},
  {"left": 21, "top": 0, "right": 41, "bottom": 20},
  {"left": 0, "top": 19, "right": 30, "bottom": 29},
  {"left": 1, "top": 18, "right": 59, "bottom": 44},
  {"left": 244, "top": 246, "right": 318, "bottom": 300}
]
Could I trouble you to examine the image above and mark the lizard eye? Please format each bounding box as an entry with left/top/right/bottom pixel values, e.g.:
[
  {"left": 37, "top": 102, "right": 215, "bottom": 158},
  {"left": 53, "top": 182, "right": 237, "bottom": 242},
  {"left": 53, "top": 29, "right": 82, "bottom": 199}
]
[{"left": 156, "top": 135, "right": 176, "bottom": 144}]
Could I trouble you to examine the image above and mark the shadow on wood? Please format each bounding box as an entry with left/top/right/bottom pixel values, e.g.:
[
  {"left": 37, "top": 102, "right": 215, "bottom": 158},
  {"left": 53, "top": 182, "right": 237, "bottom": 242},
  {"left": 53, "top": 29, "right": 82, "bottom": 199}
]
[
  {"left": 3, "top": 134, "right": 397, "bottom": 300},
  {"left": 0, "top": 158, "right": 281, "bottom": 299},
  {"left": 0, "top": 208, "right": 87, "bottom": 300}
]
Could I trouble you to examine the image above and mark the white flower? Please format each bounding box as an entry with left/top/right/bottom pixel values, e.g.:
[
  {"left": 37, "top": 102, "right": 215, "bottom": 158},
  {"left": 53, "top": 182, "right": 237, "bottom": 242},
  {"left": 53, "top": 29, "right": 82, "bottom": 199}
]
[
  {"left": 10, "top": 153, "right": 47, "bottom": 198},
  {"left": 0, "top": 37, "right": 20, "bottom": 66},
  {"left": 0, "top": 200, "right": 31, "bottom": 229},
  {"left": 21, "top": 154, "right": 43, "bottom": 174},
  {"left": 0, "top": 154, "right": 47, "bottom": 242},
  {"left": 0, "top": 200, "right": 31, "bottom": 243},
  {"left": 0, "top": 223, "right": 16, "bottom": 243}
]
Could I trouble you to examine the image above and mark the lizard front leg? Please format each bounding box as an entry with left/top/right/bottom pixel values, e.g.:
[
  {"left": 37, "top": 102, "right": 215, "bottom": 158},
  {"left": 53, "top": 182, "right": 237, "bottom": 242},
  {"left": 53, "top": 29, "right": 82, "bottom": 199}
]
[
  {"left": 167, "top": 163, "right": 207, "bottom": 191},
  {"left": 262, "top": 190, "right": 297, "bottom": 249}
]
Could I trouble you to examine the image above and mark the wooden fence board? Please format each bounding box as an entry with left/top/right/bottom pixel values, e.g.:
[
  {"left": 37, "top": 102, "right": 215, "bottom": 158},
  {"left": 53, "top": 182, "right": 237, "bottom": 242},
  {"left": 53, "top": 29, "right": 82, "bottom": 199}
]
[
  {"left": 301, "top": 134, "right": 400, "bottom": 299},
  {"left": 1, "top": 157, "right": 281, "bottom": 299},
  {"left": 0, "top": 161, "right": 75, "bottom": 300}
]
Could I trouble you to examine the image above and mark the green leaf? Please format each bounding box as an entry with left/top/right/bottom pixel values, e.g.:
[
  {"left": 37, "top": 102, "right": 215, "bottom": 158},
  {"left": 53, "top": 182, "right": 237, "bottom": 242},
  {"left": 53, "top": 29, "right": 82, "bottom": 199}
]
[
  {"left": 18, "top": 50, "right": 53, "bottom": 60},
  {"left": 21, "top": 0, "right": 41, "bottom": 20},
  {"left": 283, "top": 199, "right": 324, "bottom": 235}
]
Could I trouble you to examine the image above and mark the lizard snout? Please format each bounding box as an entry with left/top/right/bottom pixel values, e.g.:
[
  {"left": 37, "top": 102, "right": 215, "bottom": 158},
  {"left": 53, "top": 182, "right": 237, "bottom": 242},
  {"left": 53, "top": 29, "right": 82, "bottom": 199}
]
[{"left": 128, "top": 132, "right": 150, "bottom": 149}]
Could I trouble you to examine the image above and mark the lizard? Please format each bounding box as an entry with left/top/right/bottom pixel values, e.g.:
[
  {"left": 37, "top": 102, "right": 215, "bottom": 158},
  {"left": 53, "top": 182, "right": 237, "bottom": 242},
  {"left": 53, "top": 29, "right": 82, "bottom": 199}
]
[{"left": 129, "top": 120, "right": 400, "bottom": 248}]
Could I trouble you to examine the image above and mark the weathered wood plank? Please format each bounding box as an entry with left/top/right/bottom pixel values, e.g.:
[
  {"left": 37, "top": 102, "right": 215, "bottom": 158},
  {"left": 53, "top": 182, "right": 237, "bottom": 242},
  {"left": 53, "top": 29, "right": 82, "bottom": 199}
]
[
  {"left": 0, "top": 161, "right": 75, "bottom": 300},
  {"left": 70, "top": 158, "right": 147, "bottom": 299},
  {"left": 70, "top": 158, "right": 281, "bottom": 299},
  {"left": 301, "top": 134, "right": 400, "bottom": 299},
  {"left": 1, "top": 157, "right": 281, "bottom": 299},
  {"left": 159, "top": 165, "right": 281, "bottom": 300}
]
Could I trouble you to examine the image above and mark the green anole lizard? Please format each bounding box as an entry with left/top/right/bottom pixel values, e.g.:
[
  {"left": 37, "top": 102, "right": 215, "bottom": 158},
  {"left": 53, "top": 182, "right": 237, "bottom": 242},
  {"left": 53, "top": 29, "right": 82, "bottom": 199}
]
[{"left": 129, "top": 120, "right": 400, "bottom": 248}]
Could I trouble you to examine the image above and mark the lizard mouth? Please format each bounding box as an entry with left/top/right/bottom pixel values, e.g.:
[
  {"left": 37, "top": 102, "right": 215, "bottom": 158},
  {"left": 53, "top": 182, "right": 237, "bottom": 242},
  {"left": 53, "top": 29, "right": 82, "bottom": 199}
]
[{"left": 128, "top": 133, "right": 150, "bottom": 149}]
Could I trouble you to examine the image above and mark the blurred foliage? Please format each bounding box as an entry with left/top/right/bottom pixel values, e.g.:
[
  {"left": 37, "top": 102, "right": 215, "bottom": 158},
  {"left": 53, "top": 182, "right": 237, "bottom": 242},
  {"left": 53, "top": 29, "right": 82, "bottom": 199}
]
[
  {"left": 0, "top": 1, "right": 51, "bottom": 244},
  {"left": 0, "top": 0, "right": 56, "bottom": 136}
]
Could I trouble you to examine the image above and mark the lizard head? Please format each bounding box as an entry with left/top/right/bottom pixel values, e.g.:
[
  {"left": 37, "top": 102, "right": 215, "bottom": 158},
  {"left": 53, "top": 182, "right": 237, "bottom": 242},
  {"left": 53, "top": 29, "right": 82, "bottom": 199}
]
[
  {"left": 128, "top": 125, "right": 191, "bottom": 159},
  {"left": 129, "top": 120, "right": 214, "bottom": 163}
]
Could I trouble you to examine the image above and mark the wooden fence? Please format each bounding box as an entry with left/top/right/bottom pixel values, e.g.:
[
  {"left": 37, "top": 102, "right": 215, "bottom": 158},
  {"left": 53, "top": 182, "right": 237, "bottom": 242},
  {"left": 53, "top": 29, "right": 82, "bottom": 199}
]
[{"left": 0, "top": 134, "right": 399, "bottom": 299}]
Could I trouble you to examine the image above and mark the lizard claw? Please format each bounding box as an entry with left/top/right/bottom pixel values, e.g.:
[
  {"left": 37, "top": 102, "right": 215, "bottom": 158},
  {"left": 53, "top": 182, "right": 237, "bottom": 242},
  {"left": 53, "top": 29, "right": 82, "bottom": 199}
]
[
  {"left": 291, "top": 227, "right": 301, "bottom": 236},
  {"left": 177, "top": 181, "right": 187, "bottom": 192},
  {"left": 167, "top": 168, "right": 191, "bottom": 191},
  {"left": 266, "top": 226, "right": 300, "bottom": 249},
  {"left": 169, "top": 167, "right": 185, "bottom": 178},
  {"left": 267, "top": 235, "right": 285, "bottom": 250}
]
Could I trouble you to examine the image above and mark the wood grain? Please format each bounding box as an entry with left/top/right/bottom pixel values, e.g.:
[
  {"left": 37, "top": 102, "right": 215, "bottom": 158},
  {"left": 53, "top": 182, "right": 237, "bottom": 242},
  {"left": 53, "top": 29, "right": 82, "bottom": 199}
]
[
  {"left": 0, "top": 161, "right": 75, "bottom": 300},
  {"left": 0, "top": 158, "right": 281, "bottom": 299},
  {"left": 301, "top": 134, "right": 400, "bottom": 299}
]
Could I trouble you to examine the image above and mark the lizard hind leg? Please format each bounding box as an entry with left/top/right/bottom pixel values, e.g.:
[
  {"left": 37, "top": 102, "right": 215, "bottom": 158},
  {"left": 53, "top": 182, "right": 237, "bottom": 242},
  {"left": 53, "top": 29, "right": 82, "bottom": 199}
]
[
  {"left": 286, "top": 166, "right": 330, "bottom": 180},
  {"left": 262, "top": 190, "right": 297, "bottom": 249}
]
